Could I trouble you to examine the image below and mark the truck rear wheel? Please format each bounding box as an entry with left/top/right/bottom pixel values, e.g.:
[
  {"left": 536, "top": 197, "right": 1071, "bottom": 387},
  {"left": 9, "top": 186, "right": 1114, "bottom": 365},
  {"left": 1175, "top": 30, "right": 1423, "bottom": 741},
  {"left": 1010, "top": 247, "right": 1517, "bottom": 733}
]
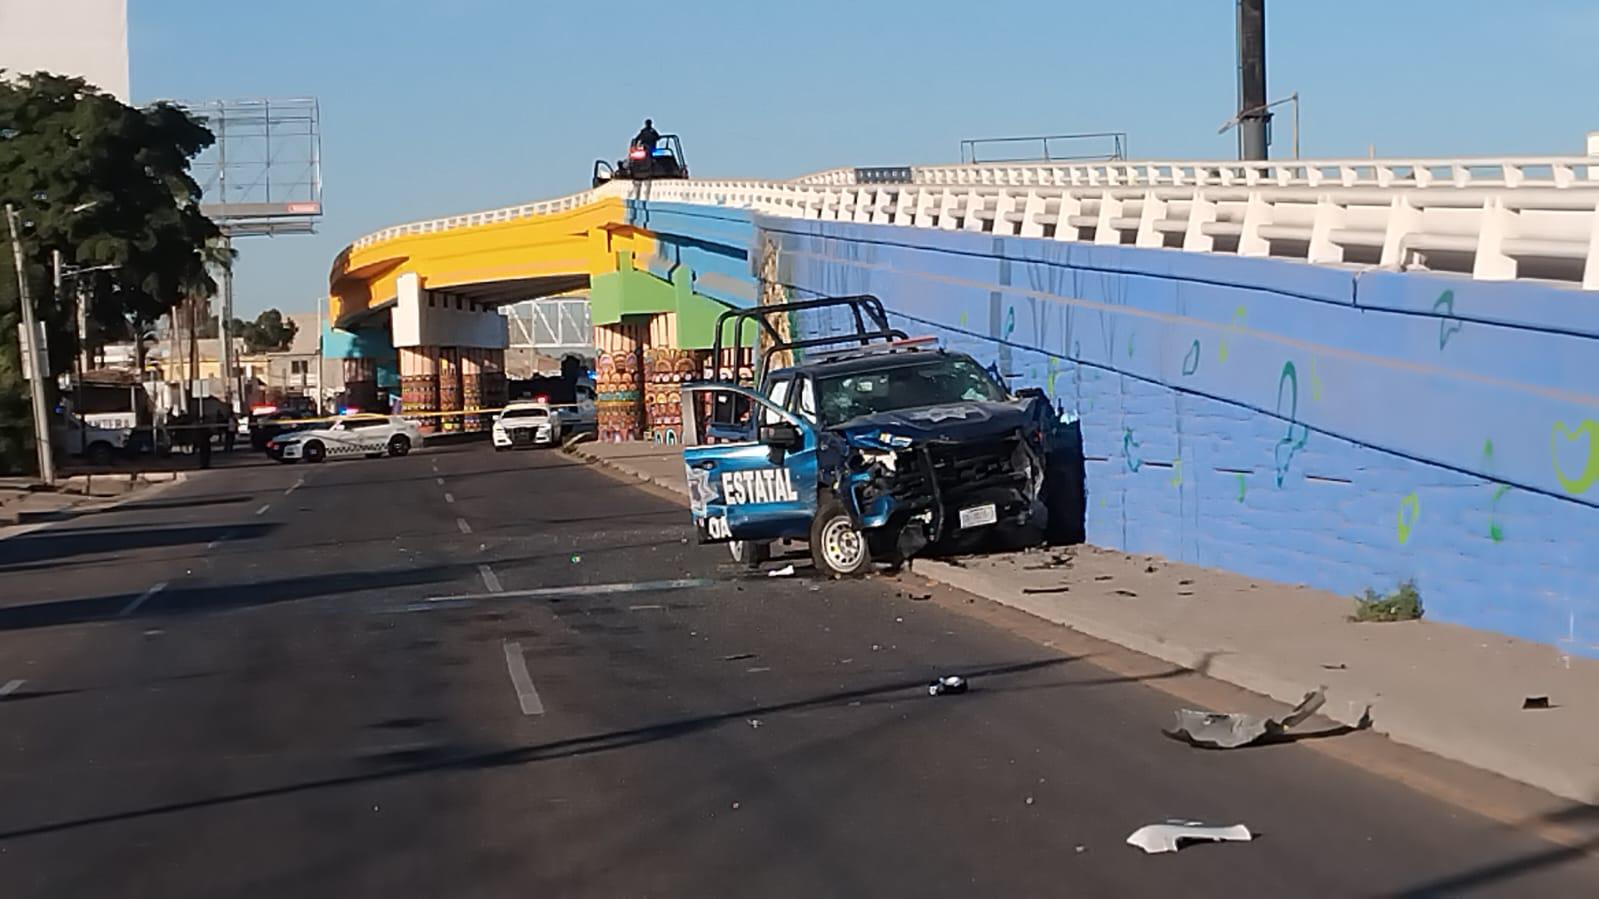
[{"left": 729, "top": 539, "right": 770, "bottom": 570}]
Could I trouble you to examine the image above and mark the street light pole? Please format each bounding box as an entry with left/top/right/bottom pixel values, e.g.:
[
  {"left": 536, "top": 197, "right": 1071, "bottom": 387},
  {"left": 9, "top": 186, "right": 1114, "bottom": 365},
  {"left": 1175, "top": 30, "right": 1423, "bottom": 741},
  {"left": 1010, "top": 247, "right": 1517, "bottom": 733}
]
[
  {"left": 1218, "top": 92, "right": 1301, "bottom": 160},
  {"left": 6, "top": 203, "right": 56, "bottom": 485}
]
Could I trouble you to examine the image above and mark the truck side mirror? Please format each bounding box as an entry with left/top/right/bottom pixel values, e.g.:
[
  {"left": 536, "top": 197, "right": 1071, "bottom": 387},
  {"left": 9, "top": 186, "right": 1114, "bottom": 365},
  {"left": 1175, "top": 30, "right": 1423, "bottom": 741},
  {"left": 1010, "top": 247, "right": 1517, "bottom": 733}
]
[{"left": 760, "top": 421, "right": 802, "bottom": 450}]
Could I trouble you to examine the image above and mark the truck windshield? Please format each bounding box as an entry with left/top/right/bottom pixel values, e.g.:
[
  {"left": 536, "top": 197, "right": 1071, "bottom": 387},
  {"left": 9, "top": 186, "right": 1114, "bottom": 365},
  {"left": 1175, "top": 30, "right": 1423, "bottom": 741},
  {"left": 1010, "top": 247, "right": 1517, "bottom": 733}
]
[{"left": 816, "top": 356, "right": 1006, "bottom": 426}]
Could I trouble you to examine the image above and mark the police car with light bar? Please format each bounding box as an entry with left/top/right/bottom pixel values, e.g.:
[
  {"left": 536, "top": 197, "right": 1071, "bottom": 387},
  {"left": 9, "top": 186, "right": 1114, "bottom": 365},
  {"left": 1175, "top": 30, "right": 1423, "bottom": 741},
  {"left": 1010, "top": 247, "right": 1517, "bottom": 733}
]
[{"left": 269, "top": 414, "right": 424, "bottom": 463}]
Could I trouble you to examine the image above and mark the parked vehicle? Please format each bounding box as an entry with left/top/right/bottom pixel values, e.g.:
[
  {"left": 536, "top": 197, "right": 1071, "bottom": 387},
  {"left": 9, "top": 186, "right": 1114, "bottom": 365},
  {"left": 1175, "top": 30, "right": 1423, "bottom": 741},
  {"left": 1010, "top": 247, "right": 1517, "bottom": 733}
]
[
  {"left": 679, "top": 296, "right": 1084, "bottom": 576},
  {"left": 269, "top": 414, "right": 423, "bottom": 463},
  {"left": 492, "top": 402, "right": 557, "bottom": 449}
]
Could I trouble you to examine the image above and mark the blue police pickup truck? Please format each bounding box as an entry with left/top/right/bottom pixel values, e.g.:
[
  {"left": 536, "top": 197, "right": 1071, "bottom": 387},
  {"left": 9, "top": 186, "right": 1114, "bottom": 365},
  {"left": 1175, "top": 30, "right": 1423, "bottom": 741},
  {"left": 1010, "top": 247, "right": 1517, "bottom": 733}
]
[{"left": 679, "top": 295, "right": 1084, "bottom": 577}]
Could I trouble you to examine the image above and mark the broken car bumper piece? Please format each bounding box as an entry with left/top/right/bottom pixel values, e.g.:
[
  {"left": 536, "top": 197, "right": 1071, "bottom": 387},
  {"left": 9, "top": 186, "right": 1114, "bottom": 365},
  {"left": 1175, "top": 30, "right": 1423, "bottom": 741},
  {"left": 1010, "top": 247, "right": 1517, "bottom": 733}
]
[
  {"left": 1126, "top": 821, "right": 1253, "bottom": 854},
  {"left": 1164, "top": 688, "right": 1327, "bottom": 749}
]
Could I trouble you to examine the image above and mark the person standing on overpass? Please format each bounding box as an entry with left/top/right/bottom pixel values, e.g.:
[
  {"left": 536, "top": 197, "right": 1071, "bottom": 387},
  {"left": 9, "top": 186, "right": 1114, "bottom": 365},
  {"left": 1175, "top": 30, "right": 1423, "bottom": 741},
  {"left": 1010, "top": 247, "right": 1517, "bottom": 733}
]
[{"left": 633, "top": 118, "right": 659, "bottom": 153}]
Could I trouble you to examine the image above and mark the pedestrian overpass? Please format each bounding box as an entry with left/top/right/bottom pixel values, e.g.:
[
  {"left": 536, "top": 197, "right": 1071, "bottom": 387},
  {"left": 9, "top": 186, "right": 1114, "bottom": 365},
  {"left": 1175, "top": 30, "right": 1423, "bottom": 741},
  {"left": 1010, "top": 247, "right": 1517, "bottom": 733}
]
[{"left": 326, "top": 144, "right": 1599, "bottom": 651}]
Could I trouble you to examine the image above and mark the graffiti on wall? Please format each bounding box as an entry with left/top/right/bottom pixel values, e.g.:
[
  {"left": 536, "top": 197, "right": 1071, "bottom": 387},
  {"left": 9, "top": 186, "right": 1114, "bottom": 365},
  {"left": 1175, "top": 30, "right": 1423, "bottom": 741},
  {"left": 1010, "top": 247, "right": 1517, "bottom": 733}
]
[
  {"left": 1432, "top": 290, "right": 1464, "bottom": 350},
  {"left": 1396, "top": 492, "right": 1422, "bottom": 545},
  {"left": 1551, "top": 419, "right": 1599, "bottom": 495},
  {"left": 1273, "top": 361, "right": 1310, "bottom": 487}
]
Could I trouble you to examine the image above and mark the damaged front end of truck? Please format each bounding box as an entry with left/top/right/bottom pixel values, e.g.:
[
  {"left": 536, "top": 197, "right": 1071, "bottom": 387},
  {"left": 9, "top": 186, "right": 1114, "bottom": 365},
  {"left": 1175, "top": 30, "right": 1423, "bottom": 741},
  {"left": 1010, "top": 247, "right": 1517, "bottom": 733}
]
[{"left": 825, "top": 391, "right": 1080, "bottom": 564}]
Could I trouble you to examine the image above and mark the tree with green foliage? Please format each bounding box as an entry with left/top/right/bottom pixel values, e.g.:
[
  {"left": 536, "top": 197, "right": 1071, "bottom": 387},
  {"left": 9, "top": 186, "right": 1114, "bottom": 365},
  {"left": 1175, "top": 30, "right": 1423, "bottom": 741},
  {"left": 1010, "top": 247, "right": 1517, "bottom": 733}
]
[
  {"left": 0, "top": 71, "right": 226, "bottom": 473},
  {"left": 236, "top": 308, "right": 299, "bottom": 354}
]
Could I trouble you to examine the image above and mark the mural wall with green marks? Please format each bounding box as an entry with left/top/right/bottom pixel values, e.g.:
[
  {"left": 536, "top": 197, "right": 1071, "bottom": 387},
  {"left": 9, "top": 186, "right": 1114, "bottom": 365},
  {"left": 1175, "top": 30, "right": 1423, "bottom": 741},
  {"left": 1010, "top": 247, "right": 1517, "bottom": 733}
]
[{"left": 751, "top": 213, "right": 1599, "bottom": 655}]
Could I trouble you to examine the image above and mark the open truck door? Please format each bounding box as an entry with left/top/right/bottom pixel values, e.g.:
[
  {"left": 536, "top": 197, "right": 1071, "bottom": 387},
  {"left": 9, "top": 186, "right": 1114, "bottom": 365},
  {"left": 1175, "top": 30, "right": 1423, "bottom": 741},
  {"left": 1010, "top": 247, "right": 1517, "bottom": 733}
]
[{"left": 681, "top": 383, "right": 818, "bottom": 545}]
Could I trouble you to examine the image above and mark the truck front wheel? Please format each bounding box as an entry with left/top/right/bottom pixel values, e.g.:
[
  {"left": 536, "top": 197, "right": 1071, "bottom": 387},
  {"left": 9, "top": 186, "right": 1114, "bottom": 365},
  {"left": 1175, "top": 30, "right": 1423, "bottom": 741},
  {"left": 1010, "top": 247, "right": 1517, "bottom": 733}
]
[
  {"left": 809, "top": 497, "right": 872, "bottom": 577},
  {"left": 86, "top": 441, "right": 115, "bottom": 467}
]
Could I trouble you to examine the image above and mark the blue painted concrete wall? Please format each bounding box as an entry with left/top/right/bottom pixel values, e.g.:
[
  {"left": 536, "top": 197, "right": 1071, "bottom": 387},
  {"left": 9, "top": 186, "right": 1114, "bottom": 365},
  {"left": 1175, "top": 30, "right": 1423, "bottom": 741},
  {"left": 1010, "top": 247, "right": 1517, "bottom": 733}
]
[{"left": 633, "top": 201, "right": 1599, "bottom": 653}]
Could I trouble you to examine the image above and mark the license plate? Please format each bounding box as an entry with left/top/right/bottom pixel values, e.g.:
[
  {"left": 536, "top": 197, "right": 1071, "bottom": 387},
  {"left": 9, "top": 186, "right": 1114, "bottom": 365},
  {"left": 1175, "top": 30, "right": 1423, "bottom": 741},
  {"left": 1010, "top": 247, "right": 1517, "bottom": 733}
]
[{"left": 959, "top": 503, "right": 997, "bottom": 529}]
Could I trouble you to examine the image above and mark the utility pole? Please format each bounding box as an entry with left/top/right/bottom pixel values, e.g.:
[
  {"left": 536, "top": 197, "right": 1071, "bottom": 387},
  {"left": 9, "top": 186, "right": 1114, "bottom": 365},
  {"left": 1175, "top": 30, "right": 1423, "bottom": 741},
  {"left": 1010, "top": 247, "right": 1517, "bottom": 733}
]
[
  {"left": 315, "top": 293, "right": 325, "bottom": 414},
  {"left": 1235, "top": 0, "right": 1269, "bottom": 160},
  {"left": 6, "top": 204, "right": 56, "bottom": 485},
  {"left": 217, "top": 235, "right": 236, "bottom": 412}
]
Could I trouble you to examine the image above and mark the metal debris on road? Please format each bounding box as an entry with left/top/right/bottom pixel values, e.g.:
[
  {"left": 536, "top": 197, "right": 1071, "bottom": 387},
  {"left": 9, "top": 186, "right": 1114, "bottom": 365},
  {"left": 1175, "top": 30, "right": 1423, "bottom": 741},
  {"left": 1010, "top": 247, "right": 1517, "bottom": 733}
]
[
  {"left": 1165, "top": 688, "right": 1327, "bottom": 749},
  {"left": 1126, "top": 821, "right": 1253, "bottom": 854},
  {"left": 767, "top": 564, "right": 796, "bottom": 577},
  {"left": 928, "top": 675, "right": 968, "bottom": 696},
  {"left": 1523, "top": 695, "right": 1553, "bottom": 710}
]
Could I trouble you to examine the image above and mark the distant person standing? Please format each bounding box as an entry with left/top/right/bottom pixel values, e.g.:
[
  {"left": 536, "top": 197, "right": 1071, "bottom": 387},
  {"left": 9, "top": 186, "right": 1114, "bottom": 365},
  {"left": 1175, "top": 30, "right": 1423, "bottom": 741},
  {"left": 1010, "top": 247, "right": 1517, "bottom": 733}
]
[{"left": 633, "top": 118, "right": 660, "bottom": 153}]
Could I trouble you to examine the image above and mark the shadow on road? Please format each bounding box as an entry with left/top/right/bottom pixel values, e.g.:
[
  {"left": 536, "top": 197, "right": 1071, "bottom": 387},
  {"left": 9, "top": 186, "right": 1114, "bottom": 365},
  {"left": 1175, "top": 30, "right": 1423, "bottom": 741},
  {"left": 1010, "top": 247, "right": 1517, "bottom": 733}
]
[
  {"left": 0, "top": 523, "right": 278, "bottom": 571},
  {"left": 0, "top": 558, "right": 474, "bottom": 631},
  {"left": 0, "top": 657, "right": 1073, "bottom": 842}
]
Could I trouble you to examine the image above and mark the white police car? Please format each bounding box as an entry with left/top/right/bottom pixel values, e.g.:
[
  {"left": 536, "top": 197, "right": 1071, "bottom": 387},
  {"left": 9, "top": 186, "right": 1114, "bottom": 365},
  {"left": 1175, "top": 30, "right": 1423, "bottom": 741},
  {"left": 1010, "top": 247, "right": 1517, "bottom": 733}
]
[
  {"left": 270, "top": 414, "right": 424, "bottom": 463},
  {"left": 492, "top": 402, "right": 556, "bottom": 450}
]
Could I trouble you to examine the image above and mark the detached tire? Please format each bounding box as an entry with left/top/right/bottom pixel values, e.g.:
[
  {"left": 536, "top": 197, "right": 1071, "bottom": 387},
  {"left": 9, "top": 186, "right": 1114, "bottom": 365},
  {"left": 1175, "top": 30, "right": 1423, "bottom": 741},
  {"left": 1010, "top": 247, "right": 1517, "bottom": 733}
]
[
  {"left": 809, "top": 496, "right": 872, "bottom": 577},
  {"left": 388, "top": 435, "right": 411, "bottom": 457},
  {"left": 303, "top": 441, "right": 326, "bottom": 463}
]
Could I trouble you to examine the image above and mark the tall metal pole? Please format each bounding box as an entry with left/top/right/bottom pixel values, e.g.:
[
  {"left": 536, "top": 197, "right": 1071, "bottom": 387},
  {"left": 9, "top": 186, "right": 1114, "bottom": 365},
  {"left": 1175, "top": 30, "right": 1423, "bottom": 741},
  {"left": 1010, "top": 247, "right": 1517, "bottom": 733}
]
[
  {"left": 218, "top": 235, "right": 234, "bottom": 411},
  {"left": 1235, "top": 0, "right": 1269, "bottom": 160},
  {"left": 6, "top": 204, "right": 55, "bottom": 485},
  {"left": 315, "top": 294, "right": 324, "bottom": 414}
]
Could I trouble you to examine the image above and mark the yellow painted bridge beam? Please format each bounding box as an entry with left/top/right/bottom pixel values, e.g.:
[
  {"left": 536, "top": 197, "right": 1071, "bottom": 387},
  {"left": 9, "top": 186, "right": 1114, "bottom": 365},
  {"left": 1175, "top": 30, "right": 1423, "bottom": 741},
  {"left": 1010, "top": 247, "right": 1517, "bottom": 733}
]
[{"left": 328, "top": 197, "right": 653, "bottom": 328}]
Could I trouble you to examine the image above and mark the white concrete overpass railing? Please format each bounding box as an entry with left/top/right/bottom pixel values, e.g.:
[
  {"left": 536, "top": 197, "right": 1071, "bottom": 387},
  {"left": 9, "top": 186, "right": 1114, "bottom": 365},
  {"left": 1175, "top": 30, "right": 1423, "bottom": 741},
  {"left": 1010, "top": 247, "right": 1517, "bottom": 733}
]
[{"left": 351, "top": 155, "right": 1599, "bottom": 289}]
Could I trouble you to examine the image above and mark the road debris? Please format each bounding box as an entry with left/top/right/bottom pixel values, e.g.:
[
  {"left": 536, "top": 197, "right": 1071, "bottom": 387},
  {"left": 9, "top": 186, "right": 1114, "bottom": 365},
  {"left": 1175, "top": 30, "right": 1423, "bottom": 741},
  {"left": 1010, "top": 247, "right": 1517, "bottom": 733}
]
[
  {"left": 722, "top": 653, "right": 756, "bottom": 662},
  {"left": 1126, "top": 821, "right": 1253, "bottom": 854},
  {"left": 1093, "top": 574, "right": 1113, "bottom": 581},
  {"left": 1322, "top": 663, "right": 1348, "bottom": 671},
  {"left": 1113, "top": 589, "right": 1138, "bottom": 597},
  {"left": 1165, "top": 688, "right": 1327, "bottom": 749},
  {"left": 1523, "top": 695, "right": 1553, "bottom": 710},
  {"left": 768, "top": 564, "right": 796, "bottom": 578},
  {"left": 1022, "top": 586, "right": 1071, "bottom": 595},
  {"left": 569, "top": 554, "right": 582, "bottom": 564},
  {"left": 1178, "top": 578, "right": 1194, "bottom": 586},
  {"left": 747, "top": 718, "right": 762, "bottom": 729},
  {"left": 928, "top": 675, "right": 968, "bottom": 696}
]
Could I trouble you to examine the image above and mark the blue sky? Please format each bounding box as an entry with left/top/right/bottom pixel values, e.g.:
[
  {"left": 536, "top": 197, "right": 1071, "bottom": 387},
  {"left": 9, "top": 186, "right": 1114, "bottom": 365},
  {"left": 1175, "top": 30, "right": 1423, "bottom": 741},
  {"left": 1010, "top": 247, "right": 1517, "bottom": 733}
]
[{"left": 129, "top": 0, "right": 1599, "bottom": 318}]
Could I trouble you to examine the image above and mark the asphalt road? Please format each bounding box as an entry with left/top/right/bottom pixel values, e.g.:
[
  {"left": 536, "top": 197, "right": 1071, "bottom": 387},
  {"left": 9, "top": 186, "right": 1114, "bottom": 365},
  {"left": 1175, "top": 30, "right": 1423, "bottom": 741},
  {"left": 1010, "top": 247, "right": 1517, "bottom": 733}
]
[{"left": 1, "top": 442, "right": 1596, "bottom": 898}]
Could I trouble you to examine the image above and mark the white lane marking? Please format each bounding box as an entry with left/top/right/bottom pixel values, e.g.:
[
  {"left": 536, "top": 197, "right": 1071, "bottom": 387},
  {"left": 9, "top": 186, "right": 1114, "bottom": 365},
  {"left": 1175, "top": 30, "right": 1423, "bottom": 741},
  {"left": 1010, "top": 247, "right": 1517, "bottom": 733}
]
[
  {"left": 435, "top": 478, "right": 445, "bottom": 486},
  {"left": 456, "top": 518, "right": 473, "bottom": 534},
  {"left": 254, "top": 504, "right": 271, "bottom": 516},
  {"left": 284, "top": 477, "right": 304, "bottom": 495},
  {"left": 0, "top": 679, "right": 24, "bottom": 696},
  {"left": 628, "top": 603, "right": 664, "bottom": 611},
  {"left": 502, "top": 641, "right": 545, "bottom": 716},
  {"left": 120, "top": 581, "right": 167, "bottom": 617},
  {"left": 426, "top": 577, "right": 711, "bottom": 604},
  {"left": 444, "top": 492, "right": 455, "bottom": 504},
  {"left": 478, "top": 564, "right": 503, "bottom": 594}
]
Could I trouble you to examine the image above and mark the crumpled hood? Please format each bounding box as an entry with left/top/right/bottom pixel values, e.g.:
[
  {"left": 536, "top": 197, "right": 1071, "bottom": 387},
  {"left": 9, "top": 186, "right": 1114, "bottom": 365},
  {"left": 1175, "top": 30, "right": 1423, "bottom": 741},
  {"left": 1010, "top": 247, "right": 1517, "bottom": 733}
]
[{"left": 837, "top": 400, "right": 1032, "bottom": 446}]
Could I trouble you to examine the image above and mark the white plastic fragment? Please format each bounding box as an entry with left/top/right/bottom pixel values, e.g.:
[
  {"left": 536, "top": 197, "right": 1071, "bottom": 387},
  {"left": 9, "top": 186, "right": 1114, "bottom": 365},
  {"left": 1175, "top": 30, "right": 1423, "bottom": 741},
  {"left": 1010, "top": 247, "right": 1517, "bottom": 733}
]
[
  {"left": 1126, "top": 821, "right": 1253, "bottom": 854},
  {"left": 768, "top": 564, "right": 796, "bottom": 578}
]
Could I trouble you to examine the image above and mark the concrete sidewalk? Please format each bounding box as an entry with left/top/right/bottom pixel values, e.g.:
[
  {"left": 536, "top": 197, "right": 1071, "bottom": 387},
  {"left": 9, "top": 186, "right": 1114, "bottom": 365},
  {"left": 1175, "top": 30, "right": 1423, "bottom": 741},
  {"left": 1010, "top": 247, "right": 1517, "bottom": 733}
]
[
  {"left": 0, "top": 471, "right": 186, "bottom": 532},
  {"left": 571, "top": 439, "right": 1599, "bottom": 805}
]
